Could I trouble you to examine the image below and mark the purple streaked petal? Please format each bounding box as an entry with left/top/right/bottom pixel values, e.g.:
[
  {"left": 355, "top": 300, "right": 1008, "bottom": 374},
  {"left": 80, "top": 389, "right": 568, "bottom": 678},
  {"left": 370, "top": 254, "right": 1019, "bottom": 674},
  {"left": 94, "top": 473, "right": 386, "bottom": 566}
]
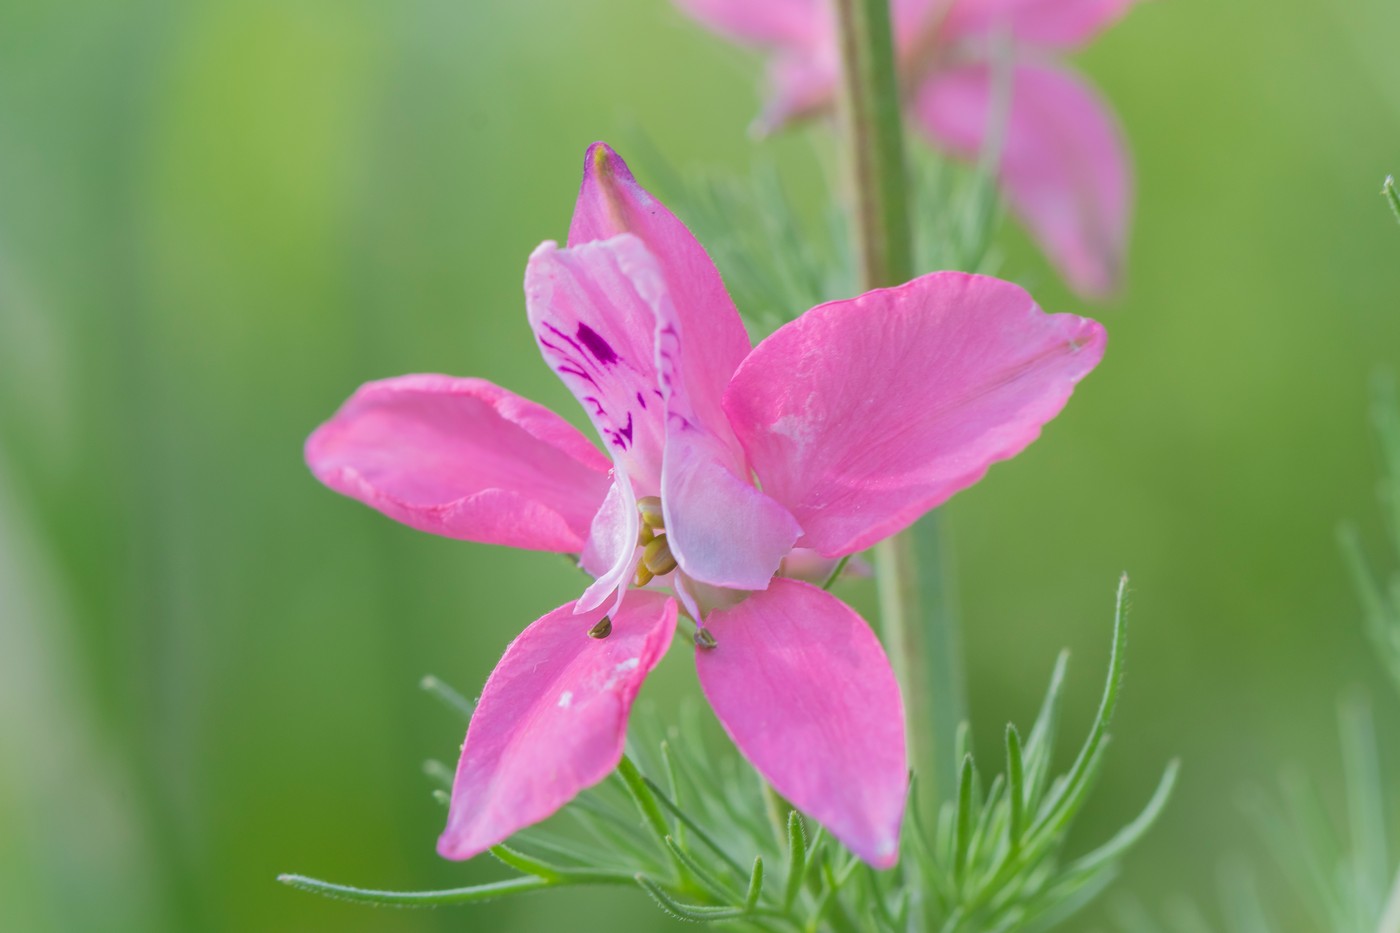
[
  {"left": 438, "top": 591, "right": 677, "bottom": 861},
  {"left": 724, "top": 272, "right": 1105, "bottom": 557},
  {"left": 305, "top": 374, "right": 610, "bottom": 552},
  {"left": 569, "top": 144, "right": 751, "bottom": 450},
  {"left": 525, "top": 236, "right": 668, "bottom": 487},
  {"left": 696, "top": 579, "right": 907, "bottom": 867}
]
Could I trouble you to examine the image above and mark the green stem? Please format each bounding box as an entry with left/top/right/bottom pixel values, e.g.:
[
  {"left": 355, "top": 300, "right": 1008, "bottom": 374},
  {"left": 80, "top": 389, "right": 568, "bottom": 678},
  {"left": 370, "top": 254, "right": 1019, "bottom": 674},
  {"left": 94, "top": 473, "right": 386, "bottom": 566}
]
[
  {"left": 277, "top": 871, "right": 633, "bottom": 907},
  {"left": 833, "top": 0, "right": 912, "bottom": 288},
  {"left": 833, "top": 0, "right": 964, "bottom": 810}
]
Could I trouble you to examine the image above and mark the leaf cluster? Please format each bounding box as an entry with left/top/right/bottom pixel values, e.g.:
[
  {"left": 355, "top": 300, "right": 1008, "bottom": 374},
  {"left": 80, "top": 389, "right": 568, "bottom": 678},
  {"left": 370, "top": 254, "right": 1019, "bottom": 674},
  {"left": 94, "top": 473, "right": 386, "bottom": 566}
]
[{"left": 280, "top": 581, "right": 1175, "bottom": 932}]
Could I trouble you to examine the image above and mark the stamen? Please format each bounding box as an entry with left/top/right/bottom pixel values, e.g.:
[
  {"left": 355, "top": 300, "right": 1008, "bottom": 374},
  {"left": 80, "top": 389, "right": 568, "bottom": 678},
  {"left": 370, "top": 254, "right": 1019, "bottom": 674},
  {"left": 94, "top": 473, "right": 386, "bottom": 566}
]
[
  {"left": 693, "top": 627, "right": 717, "bottom": 650},
  {"left": 637, "top": 496, "right": 665, "bottom": 530},
  {"left": 634, "top": 562, "right": 655, "bottom": 587},
  {"left": 642, "top": 534, "right": 678, "bottom": 576},
  {"left": 637, "top": 524, "right": 655, "bottom": 547},
  {"left": 587, "top": 616, "right": 613, "bottom": 639}
]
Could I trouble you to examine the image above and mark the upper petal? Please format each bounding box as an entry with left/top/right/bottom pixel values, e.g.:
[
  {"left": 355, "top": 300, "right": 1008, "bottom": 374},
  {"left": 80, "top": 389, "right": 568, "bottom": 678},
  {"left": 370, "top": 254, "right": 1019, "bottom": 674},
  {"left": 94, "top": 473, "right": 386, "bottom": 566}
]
[
  {"left": 941, "top": 0, "right": 1140, "bottom": 49},
  {"left": 438, "top": 591, "right": 677, "bottom": 861},
  {"left": 568, "top": 144, "right": 751, "bottom": 446},
  {"left": 305, "top": 374, "right": 610, "bottom": 552},
  {"left": 912, "top": 62, "right": 1132, "bottom": 298},
  {"left": 525, "top": 236, "right": 669, "bottom": 487},
  {"left": 695, "top": 579, "right": 907, "bottom": 868},
  {"left": 724, "top": 272, "right": 1105, "bottom": 558}
]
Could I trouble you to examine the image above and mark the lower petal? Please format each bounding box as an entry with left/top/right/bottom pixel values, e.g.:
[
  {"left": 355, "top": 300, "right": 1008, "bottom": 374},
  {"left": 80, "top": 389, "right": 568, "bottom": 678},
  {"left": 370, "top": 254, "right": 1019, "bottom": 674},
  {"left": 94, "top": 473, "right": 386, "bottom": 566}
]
[
  {"left": 695, "top": 579, "right": 907, "bottom": 867},
  {"left": 438, "top": 592, "right": 677, "bottom": 861}
]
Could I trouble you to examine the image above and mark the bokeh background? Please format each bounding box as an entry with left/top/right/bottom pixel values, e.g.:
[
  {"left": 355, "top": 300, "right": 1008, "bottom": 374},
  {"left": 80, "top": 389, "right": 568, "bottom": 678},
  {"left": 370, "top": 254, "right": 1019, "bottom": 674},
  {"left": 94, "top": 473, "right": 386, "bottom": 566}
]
[{"left": 3, "top": 0, "right": 1399, "bottom": 930}]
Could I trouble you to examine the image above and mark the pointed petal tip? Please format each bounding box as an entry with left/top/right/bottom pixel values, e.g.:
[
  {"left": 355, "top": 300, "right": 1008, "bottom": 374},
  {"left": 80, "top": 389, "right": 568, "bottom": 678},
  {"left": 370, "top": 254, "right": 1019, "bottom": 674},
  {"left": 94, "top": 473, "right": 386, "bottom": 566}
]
[
  {"left": 434, "top": 833, "right": 482, "bottom": 863},
  {"left": 581, "top": 141, "right": 635, "bottom": 187},
  {"left": 864, "top": 835, "right": 902, "bottom": 870},
  {"left": 527, "top": 239, "right": 559, "bottom": 263}
]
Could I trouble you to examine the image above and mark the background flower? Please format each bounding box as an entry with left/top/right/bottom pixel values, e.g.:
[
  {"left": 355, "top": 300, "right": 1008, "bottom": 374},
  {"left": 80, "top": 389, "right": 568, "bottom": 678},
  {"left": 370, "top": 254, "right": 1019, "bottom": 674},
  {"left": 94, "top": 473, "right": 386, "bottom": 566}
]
[{"left": 676, "top": 0, "right": 1138, "bottom": 298}]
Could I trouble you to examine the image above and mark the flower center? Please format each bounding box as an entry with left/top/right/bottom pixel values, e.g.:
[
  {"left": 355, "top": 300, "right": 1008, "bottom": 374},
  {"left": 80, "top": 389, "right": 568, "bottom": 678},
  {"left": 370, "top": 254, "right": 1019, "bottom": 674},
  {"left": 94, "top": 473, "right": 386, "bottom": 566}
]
[{"left": 633, "top": 496, "right": 675, "bottom": 585}]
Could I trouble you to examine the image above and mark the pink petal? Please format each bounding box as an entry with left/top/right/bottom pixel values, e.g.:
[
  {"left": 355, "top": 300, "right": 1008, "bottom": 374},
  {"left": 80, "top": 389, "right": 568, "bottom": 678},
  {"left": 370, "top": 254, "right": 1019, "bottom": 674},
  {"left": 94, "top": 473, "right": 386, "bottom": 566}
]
[
  {"left": 941, "top": 0, "right": 1140, "bottom": 49},
  {"left": 724, "top": 272, "right": 1105, "bottom": 558},
  {"left": 568, "top": 144, "right": 751, "bottom": 445},
  {"left": 305, "top": 375, "right": 610, "bottom": 552},
  {"left": 912, "top": 62, "right": 1132, "bottom": 298},
  {"left": 660, "top": 427, "right": 801, "bottom": 589},
  {"left": 695, "top": 579, "right": 907, "bottom": 867},
  {"left": 648, "top": 263, "right": 801, "bottom": 591},
  {"left": 438, "top": 591, "right": 677, "bottom": 861},
  {"left": 755, "top": 47, "right": 841, "bottom": 133},
  {"left": 525, "top": 236, "right": 669, "bottom": 487},
  {"left": 577, "top": 472, "right": 642, "bottom": 614},
  {"left": 672, "top": 0, "right": 828, "bottom": 47}
]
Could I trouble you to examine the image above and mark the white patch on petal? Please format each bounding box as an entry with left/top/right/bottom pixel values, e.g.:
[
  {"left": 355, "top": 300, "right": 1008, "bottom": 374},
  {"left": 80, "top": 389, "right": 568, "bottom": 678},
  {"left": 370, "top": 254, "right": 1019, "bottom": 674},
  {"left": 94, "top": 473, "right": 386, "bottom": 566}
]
[
  {"left": 557, "top": 690, "right": 573, "bottom": 709},
  {"left": 770, "top": 412, "right": 816, "bottom": 458},
  {"left": 603, "top": 657, "right": 641, "bottom": 690}
]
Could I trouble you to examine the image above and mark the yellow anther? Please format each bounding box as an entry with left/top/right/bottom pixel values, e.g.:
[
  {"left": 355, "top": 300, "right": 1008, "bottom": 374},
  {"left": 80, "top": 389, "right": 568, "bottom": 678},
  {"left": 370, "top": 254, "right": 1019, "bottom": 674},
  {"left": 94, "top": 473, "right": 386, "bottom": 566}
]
[
  {"left": 633, "top": 562, "right": 655, "bottom": 587},
  {"left": 587, "top": 616, "right": 612, "bottom": 639},
  {"left": 642, "top": 534, "right": 678, "bottom": 576},
  {"left": 637, "top": 524, "right": 655, "bottom": 547},
  {"left": 637, "top": 496, "right": 666, "bottom": 530}
]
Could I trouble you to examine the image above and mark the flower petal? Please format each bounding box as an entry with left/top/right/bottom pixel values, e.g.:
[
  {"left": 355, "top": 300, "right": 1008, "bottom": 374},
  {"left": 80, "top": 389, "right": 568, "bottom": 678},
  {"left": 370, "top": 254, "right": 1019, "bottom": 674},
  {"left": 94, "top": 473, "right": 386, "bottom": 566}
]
[
  {"left": 577, "top": 471, "right": 642, "bottom": 614},
  {"left": 438, "top": 592, "right": 677, "bottom": 861},
  {"left": 672, "top": 0, "right": 828, "bottom": 47},
  {"left": 568, "top": 144, "right": 751, "bottom": 447},
  {"left": 754, "top": 46, "right": 842, "bottom": 133},
  {"left": 305, "top": 375, "right": 610, "bottom": 552},
  {"left": 724, "top": 272, "right": 1105, "bottom": 557},
  {"left": 695, "top": 579, "right": 907, "bottom": 867},
  {"left": 660, "top": 427, "right": 801, "bottom": 589},
  {"left": 525, "top": 236, "right": 669, "bottom": 487},
  {"left": 941, "top": 0, "right": 1140, "bottom": 49},
  {"left": 648, "top": 265, "right": 801, "bottom": 590},
  {"left": 912, "top": 62, "right": 1132, "bottom": 298}
]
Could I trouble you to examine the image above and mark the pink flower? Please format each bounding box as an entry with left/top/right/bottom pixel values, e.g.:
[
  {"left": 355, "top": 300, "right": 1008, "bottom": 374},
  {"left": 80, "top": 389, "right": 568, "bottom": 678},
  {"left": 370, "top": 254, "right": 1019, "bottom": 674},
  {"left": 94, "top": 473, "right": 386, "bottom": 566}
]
[
  {"left": 675, "top": 0, "right": 1138, "bottom": 299},
  {"left": 305, "top": 143, "right": 1105, "bottom": 868}
]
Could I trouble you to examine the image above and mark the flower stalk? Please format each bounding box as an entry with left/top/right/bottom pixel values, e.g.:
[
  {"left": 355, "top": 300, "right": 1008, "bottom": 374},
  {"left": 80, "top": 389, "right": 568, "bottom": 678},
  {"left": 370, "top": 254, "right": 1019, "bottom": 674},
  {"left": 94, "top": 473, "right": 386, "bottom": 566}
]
[{"left": 833, "top": 0, "right": 965, "bottom": 809}]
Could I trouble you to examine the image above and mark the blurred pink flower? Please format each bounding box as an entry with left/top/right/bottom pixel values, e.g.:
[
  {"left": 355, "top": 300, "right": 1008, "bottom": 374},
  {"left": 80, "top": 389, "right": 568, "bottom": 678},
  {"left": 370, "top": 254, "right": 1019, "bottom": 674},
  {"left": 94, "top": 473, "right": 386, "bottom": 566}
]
[
  {"left": 305, "top": 143, "right": 1105, "bottom": 868},
  {"left": 676, "top": 0, "right": 1139, "bottom": 298}
]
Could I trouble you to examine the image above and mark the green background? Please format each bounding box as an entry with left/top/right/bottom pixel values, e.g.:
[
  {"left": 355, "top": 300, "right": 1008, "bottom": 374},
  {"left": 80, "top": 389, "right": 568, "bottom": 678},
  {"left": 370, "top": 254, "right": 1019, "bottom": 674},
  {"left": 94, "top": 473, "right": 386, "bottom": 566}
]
[{"left": 2, "top": 0, "right": 1398, "bottom": 929}]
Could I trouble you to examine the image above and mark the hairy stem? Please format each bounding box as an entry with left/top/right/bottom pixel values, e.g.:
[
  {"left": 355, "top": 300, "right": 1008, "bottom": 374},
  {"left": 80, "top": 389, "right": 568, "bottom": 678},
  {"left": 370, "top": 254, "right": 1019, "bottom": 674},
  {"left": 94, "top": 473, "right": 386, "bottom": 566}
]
[{"left": 833, "top": 0, "right": 964, "bottom": 809}]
